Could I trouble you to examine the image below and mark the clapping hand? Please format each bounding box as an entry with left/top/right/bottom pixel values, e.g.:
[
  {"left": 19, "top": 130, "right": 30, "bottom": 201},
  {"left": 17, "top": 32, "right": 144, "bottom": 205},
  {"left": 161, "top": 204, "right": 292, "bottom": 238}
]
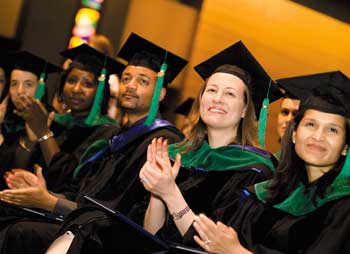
[
  {"left": 0, "top": 164, "right": 57, "bottom": 211},
  {"left": 139, "top": 138, "right": 181, "bottom": 200},
  {"left": 14, "top": 95, "right": 54, "bottom": 139},
  {"left": 193, "top": 214, "right": 252, "bottom": 254}
]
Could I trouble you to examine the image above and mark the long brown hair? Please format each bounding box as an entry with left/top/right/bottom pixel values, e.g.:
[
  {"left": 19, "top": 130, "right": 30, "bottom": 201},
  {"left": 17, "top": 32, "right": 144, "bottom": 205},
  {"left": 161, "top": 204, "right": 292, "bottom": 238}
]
[{"left": 179, "top": 65, "right": 258, "bottom": 153}]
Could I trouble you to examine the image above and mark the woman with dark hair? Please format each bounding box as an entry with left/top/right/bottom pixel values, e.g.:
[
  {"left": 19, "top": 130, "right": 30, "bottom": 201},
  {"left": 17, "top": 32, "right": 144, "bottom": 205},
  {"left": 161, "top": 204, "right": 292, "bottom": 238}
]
[
  {"left": 136, "top": 41, "right": 281, "bottom": 248},
  {"left": 191, "top": 71, "right": 350, "bottom": 254}
]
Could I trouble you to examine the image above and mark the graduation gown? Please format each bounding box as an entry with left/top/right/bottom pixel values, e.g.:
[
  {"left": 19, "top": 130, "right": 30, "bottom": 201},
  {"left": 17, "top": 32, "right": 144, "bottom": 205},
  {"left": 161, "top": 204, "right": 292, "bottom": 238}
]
[
  {"left": 153, "top": 146, "right": 276, "bottom": 244},
  {"left": 192, "top": 191, "right": 350, "bottom": 254},
  {"left": 80, "top": 142, "right": 273, "bottom": 254},
  {"left": 0, "top": 119, "right": 119, "bottom": 191}
]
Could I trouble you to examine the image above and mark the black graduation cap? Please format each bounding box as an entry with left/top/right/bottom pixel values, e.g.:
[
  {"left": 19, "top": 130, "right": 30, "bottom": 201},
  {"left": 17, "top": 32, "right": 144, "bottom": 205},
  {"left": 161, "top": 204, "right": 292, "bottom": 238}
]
[
  {"left": 278, "top": 71, "right": 350, "bottom": 117},
  {"left": 7, "top": 51, "right": 61, "bottom": 78},
  {"left": 277, "top": 71, "right": 349, "bottom": 101},
  {"left": 60, "top": 44, "right": 125, "bottom": 126},
  {"left": 175, "top": 97, "right": 195, "bottom": 116},
  {"left": 60, "top": 43, "right": 125, "bottom": 75},
  {"left": 117, "top": 32, "right": 188, "bottom": 84},
  {"left": 194, "top": 41, "right": 283, "bottom": 118},
  {"left": 0, "top": 52, "right": 9, "bottom": 70}
]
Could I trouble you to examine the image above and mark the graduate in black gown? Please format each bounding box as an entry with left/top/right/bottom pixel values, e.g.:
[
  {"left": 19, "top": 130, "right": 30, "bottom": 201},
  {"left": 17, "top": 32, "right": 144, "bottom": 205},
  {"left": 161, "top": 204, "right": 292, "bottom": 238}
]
[
  {"left": 0, "top": 51, "right": 61, "bottom": 177},
  {"left": 189, "top": 71, "right": 350, "bottom": 254},
  {"left": 136, "top": 41, "right": 282, "bottom": 248},
  {"left": 0, "top": 46, "right": 122, "bottom": 191},
  {"left": 0, "top": 33, "right": 187, "bottom": 254}
]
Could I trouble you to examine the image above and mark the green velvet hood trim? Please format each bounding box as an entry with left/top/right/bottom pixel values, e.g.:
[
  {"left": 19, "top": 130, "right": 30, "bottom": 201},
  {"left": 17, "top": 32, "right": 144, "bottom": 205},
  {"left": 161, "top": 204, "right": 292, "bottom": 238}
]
[
  {"left": 3, "top": 122, "right": 24, "bottom": 133},
  {"left": 255, "top": 150, "right": 350, "bottom": 216},
  {"left": 54, "top": 113, "right": 117, "bottom": 129},
  {"left": 73, "top": 138, "right": 109, "bottom": 178},
  {"left": 168, "top": 140, "right": 275, "bottom": 171}
]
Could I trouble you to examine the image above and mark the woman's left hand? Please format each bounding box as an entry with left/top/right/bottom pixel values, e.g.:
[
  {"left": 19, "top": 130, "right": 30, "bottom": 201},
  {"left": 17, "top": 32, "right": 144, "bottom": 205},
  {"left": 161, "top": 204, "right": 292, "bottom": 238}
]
[
  {"left": 193, "top": 214, "right": 252, "bottom": 254},
  {"left": 139, "top": 138, "right": 181, "bottom": 200},
  {"left": 0, "top": 165, "right": 57, "bottom": 211}
]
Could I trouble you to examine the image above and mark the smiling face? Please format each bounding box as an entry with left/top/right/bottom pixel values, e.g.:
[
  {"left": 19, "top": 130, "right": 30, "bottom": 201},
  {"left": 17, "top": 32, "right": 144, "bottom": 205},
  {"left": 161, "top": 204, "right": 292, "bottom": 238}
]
[
  {"left": 200, "top": 72, "right": 247, "bottom": 134},
  {"left": 293, "top": 109, "right": 348, "bottom": 178},
  {"left": 9, "top": 69, "right": 38, "bottom": 110},
  {"left": 62, "top": 68, "right": 97, "bottom": 117}
]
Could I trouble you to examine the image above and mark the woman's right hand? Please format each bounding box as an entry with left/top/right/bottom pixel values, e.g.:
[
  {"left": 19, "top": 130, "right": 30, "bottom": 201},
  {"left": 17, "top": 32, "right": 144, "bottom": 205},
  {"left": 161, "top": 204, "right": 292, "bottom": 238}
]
[
  {"left": 14, "top": 95, "right": 51, "bottom": 138},
  {"left": 139, "top": 138, "right": 181, "bottom": 201}
]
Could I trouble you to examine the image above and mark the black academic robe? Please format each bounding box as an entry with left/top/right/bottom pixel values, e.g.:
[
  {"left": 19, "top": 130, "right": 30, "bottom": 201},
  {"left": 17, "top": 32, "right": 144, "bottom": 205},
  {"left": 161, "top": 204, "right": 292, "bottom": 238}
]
[
  {"left": 183, "top": 191, "right": 350, "bottom": 254},
  {"left": 151, "top": 163, "right": 274, "bottom": 244},
  {"left": 0, "top": 121, "right": 120, "bottom": 191},
  {"left": 44, "top": 122, "right": 120, "bottom": 192},
  {"left": 0, "top": 119, "right": 183, "bottom": 254}
]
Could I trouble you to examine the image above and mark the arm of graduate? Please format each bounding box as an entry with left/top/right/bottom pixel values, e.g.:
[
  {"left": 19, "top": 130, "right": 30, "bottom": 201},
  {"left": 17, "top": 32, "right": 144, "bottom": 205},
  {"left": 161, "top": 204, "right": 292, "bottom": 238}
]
[
  {"left": 13, "top": 95, "right": 60, "bottom": 167},
  {"left": 141, "top": 138, "right": 196, "bottom": 236},
  {"left": 0, "top": 164, "right": 76, "bottom": 216}
]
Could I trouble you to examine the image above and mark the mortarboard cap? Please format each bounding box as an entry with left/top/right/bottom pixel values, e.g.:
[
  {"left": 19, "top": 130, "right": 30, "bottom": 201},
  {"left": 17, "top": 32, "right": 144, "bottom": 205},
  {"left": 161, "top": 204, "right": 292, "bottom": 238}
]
[
  {"left": 8, "top": 51, "right": 61, "bottom": 100},
  {"left": 60, "top": 43, "right": 125, "bottom": 75},
  {"left": 277, "top": 71, "right": 349, "bottom": 101},
  {"left": 59, "top": 44, "right": 125, "bottom": 126},
  {"left": 0, "top": 52, "right": 9, "bottom": 70},
  {"left": 194, "top": 41, "right": 282, "bottom": 118},
  {"left": 8, "top": 51, "right": 61, "bottom": 78},
  {"left": 175, "top": 97, "right": 195, "bottom": 117},
  {"left": 278, "top": 71, "right": 350, "bottom": 118},
  {"left": 117, "top": 32, "right": 187, "bottom": 84}
]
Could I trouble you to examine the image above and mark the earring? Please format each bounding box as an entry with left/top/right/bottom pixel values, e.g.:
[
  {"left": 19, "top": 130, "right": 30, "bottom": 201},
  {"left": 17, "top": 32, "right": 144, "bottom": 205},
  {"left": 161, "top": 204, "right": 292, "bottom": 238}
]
[
  {"left": 342, "top": 150, "right": 347, "bottom": 156},
  {"left": 292, "top": 138, "right": 295, "bottom": 144}
]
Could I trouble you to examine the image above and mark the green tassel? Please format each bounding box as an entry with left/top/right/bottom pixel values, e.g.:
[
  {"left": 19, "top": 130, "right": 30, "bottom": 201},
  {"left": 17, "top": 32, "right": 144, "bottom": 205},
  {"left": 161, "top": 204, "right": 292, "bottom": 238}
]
[
  {"left": 145, "top": 62, "right": 167, "bottom": 126},
  {"left": 258, "top": 98, "right": 269, "bottom": 148},
  {"left": 34, "top": 73, "right": 46, "bottom": 100},
  {"left": 339, "top": 148, "right": 350, "bottom": 178},
  {"left": 85, "top": 67, "right": 106, "bottom": 126},
  {"left": 258, "top": 79, "right": 272, "bottom": 148}
]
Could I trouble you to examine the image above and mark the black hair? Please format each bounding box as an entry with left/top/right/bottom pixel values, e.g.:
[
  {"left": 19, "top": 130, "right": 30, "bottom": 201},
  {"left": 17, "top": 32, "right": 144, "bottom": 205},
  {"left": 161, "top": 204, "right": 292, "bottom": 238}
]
[
  {"left": 127, "top": 51, "right": 171, "bottom": 87},
  {"left": 58, "top": 54, "right": 110, "bottom": 115},
  {"left": 266, "top": 106, "right": 349, "bottom": 205}
]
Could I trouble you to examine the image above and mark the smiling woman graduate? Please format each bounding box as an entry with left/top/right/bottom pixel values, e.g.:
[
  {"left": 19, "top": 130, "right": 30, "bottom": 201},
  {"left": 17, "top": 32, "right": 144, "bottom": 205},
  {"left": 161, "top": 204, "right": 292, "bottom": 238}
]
[{"left": 131, "top": 41, "right": 282, "bottom": 251}]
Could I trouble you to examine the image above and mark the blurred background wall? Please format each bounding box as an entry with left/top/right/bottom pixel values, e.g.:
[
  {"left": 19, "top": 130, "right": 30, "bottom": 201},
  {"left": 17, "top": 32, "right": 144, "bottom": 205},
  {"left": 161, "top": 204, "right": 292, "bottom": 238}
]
[{"left": 0, "top": 0, "right": 349, "bottom": 152}]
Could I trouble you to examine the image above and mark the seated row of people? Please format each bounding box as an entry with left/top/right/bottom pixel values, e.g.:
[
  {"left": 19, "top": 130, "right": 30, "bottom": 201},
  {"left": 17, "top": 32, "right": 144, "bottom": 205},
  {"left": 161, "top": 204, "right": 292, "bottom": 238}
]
[{"left": 0, "top": 32, "right": 348, "bottom": 254}]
